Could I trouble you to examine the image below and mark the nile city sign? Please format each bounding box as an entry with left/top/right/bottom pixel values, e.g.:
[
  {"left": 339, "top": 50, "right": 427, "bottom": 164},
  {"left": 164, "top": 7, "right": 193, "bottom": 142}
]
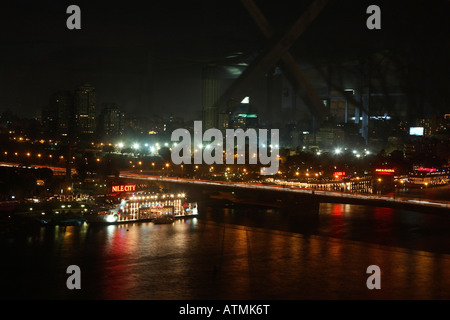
[{"left": 111, "top": 184, "right": 137, "bottom": 193}]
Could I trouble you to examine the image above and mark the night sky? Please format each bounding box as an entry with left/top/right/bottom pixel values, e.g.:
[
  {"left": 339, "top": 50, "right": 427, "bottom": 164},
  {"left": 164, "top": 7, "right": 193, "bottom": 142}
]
[{"left": 0, "top": 0, "right": 448, "bottom": 119}]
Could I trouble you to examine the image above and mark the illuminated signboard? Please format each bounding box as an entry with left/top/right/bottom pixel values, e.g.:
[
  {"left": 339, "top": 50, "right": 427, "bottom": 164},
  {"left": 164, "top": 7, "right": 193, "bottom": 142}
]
[
  {"left": 237, "top": 113, "right": 257, "bottom": 118},
  {"left": 111, "top": 184, "right": 136, "bottom": 192},
  {"left": 375, "top": 168, "right": 395, "bottom": 175},
  {"left": 334, "top": 171, "right": 345, "bottom": 178},
  {"left": 417, "top": 167, "right": 437, "bottom": 172},
  {"left": 409, "top": 127, "right": 424, "bottom": 136}
]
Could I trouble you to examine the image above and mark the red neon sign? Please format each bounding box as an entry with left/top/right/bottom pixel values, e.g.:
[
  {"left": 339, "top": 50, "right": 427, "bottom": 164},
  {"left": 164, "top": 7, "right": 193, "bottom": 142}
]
[
  {"left": 417, "top": 167, "right": 437, "bottom": 172},
  {"left": 334, "top": 171, "right": 345, "bottom": 178},
  {"left": 111, "top": 184, "right": 136, "bottom": 192},
  {"left": 375, "top": 168, "right": 395, "bottom": 175}
]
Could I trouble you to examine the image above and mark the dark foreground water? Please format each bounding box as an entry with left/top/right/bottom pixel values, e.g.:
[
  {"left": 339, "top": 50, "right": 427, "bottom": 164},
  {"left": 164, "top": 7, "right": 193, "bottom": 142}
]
[{"left": 2, "top": 198, "right": 450, "bottom": 300}]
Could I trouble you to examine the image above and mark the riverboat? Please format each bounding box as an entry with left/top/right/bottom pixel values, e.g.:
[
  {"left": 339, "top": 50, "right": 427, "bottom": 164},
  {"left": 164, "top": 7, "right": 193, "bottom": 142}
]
[
  {"left": 406, "top": 168, "right": 449, "bottom": 188},
  {"left": 85, "top": 192, "right": 198, "bottom": 224}
]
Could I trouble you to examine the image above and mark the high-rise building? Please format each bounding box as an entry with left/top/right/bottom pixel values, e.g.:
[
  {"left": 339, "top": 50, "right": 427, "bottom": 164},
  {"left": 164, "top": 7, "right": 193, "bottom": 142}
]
[
  {"left": 53, "top": 91, "right": 74, "bottom": 136},
  {"left": 99, "top": 103, "right": 125, "bottom": 137},
  {"left": 74, "top": 83, "right": 96, "bottom": 135},
  {"left": 42, "top": 91, "right": 74, "bottom": 137},
  {"left": 202, "top": 65, "right": 221, "bottom": 130},
  {"left": 218, "top": 111, "right": 231, "bottom": 135},
  {"left": 41, "top": 104, "right": 58, "bottom": 136},
  {"left": 229, "top": 98, "right": 259, "bottom": 130}
]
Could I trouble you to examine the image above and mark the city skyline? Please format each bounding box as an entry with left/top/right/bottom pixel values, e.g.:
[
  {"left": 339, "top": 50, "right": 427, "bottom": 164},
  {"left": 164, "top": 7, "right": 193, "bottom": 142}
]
[{"left": 1, "top": 0, "right": 450, "bottom": 303}]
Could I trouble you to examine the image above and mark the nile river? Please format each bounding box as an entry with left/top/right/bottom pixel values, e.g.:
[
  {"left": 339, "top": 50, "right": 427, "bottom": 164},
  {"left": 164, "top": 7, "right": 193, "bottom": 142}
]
[{"left": 1, "top": 186, "right": 450, "bottom": 299}]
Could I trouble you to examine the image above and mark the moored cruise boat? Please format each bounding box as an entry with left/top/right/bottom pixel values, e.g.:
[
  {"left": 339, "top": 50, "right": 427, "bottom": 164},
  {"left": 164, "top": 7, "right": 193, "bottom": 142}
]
[
  {"left": 84, "top": 192, "right": 198, "bottom": 224},
  {"left": 406, "top": 167, "right": 449, "bottom": 188}
]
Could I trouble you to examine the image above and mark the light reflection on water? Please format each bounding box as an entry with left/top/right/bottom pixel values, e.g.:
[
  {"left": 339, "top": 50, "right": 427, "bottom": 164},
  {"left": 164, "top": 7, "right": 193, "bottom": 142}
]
[{"left": 2, "top": 203, "right": 450, "bottom": 299}]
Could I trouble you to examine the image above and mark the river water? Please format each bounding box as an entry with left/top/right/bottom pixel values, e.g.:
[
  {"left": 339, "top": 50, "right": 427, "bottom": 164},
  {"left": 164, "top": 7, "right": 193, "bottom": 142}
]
[{"left": 1, "top": 186, "right": 450, "bottom": 300}]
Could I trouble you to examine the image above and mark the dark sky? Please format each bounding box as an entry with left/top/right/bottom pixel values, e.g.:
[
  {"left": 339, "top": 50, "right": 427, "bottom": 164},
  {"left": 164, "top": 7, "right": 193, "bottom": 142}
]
[{"left": 0, "top": 0, "right": 449, "bottom": 119}]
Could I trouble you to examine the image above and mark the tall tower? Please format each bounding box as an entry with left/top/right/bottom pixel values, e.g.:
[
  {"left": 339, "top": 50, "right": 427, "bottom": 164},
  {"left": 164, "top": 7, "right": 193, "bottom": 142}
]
[
  {"left": 202, "top": 65, "right": 221, "bottom": 130},
  {"left": 100, "top": 103, "right": 125, "bottom": 137},
  {"left": 50, "top": 91, "right": 74, "bottom": 136},
  {"left": 74, "top": 83, "right": 96, "bottom": 135}
]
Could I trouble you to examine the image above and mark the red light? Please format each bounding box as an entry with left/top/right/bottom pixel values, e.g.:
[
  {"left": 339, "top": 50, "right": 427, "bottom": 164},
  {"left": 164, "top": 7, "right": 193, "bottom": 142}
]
[
  {"left": 375, "top": 168, "right": 395, "bottom": 175},
  {"left": 417, "top": 167, "right": 436, "bottom": 172},
  {"left": 111, "top": 184, "right": 136, "bottom": 192}
]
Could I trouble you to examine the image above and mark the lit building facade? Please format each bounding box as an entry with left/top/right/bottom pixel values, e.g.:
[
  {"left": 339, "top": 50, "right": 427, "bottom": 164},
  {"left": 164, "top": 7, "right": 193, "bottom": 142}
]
[
  {"left": 99, "top": 103, "right": 125, "bottom": 137},
  {"left": 74, "top": 83, "right": 96, "bottom": 135}
]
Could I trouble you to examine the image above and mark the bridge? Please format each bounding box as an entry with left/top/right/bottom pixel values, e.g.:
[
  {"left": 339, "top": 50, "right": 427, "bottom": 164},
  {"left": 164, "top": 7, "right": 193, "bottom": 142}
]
[
  {"left": 117, "top": 172, "right": 450, "bottom": 214},
  {"left": 2, "top": 161, "right": 448, "bottom": 214}
]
